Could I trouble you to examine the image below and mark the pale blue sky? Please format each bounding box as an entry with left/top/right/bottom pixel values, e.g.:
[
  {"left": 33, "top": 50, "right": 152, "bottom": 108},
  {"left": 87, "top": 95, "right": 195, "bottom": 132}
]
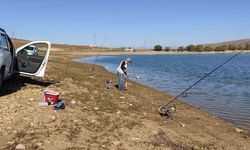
[{"left": 1, "top": 0, "right": 250, "bottom": 48}]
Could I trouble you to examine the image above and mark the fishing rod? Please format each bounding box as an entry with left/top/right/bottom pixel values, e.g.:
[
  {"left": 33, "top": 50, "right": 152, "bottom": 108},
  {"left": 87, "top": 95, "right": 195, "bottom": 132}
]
[
  {"left": 91, "top": 34, "right": 109, "bottom": 73},
  {"left": 160, "top": 50, "right": 245, "bottom": 117}
]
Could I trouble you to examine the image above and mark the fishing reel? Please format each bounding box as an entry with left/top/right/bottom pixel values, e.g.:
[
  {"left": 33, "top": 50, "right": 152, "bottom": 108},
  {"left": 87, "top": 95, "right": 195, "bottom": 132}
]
[
  {"left": 106, "top": 80, "right": 112, "bottom": 89},
  {"left": 159, "top": 104, "right": 176, "bottom": 119}
]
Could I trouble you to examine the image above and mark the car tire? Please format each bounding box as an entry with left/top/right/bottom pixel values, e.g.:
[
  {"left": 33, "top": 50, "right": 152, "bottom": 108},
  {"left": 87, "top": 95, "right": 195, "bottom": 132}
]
[{"left": 0, "top": 70, "right": 3, "bottom": 90}]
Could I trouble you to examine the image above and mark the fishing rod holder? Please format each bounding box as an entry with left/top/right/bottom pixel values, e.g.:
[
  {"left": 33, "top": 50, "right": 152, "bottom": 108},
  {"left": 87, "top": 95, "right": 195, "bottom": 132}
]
[{"left": 159, "top": 105, "right": 176, "bottom": 119}]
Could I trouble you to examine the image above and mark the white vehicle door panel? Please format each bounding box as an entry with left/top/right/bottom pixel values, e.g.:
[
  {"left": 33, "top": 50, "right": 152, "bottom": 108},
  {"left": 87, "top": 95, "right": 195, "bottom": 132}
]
[{"left": 16, "top": 41, "right": 51, "bottom": 78}]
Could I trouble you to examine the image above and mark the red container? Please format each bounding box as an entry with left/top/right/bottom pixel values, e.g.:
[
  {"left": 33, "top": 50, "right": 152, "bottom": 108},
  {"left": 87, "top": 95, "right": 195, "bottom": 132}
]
[{"left": 44, "top": 90, "right": 59, "bottom": 104}]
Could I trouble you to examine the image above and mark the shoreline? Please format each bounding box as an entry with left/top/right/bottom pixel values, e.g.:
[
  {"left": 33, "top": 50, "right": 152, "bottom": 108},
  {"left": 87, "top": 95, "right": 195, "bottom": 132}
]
[
  {"left": 74, "top": 53, "right": 250, "bottom": 132},
  {"left": 51, "top": 49, "right": 250, "bottom": 60},
  {"left": 0, "top": 47, "right": 249, "bottom": 149}
]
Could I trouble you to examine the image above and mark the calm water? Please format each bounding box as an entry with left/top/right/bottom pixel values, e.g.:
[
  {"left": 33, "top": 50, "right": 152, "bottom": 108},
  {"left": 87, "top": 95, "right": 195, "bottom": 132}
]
[{"left": 73, "top": 53, "right": 250, "bottom": 130}]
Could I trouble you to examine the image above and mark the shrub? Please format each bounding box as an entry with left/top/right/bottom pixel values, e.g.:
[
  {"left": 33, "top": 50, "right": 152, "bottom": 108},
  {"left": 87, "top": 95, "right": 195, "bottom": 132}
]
[
  {"left": 204, "top": 46, "right": 214, "bottom": 51},
  {"left": 244, "top": 43, "right": 250, "bottom": 50},
  {"left": 186, "top": 44, "right": 195, "bottom": 51},
  {"left": 154, "top": 45, "right": 163, "bottom": 51},
  {"left": 215, "top": 45, "right": 227, "bottom": 51},
  {"left": 177, "top": 46, "right": 184, "bottom": 51},
  {"left": 165, "top": 46, "right": 171, "bottom": 51},
  {"left": 195, "top": 45, "right": 204, "bottom": 52},
  {"left": 228, "top": 44, "right": 237, "bottom": 50}
]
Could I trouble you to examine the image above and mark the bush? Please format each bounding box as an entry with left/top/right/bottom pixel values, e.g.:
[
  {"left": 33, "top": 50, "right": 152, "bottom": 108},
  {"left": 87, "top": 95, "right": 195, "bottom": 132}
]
[
  {"left": 195, "top": 45, "right": 204, "bottom": 52},
  {"left": 244, "top": 43, "right": 250, "bottom": 50},
  {"left": 154, "top": 45, "right": 163, "bottom": 51},
  {"left": 165, "top": 46, "right": 171, "bottom": 51},
  {"left": 215, "top": 45, "right": 227, "bottom": 51},
  {"left": 177, "top": 46, "right": 184, "bottom": 51},
  {"left": 186, "top": 44, "right": 195, "bottom": 51},
  {"left": 238, "top": 45, "right": 243, "bottom": 50},
  {"left": 204, "top": 46, "right": 214, "bottom": 51},
  {"left": 221, "top": 45, "right": 228, "bottom": 51},
  {"left": 228, "top": 44, "right": 237, "bottom": 50}
]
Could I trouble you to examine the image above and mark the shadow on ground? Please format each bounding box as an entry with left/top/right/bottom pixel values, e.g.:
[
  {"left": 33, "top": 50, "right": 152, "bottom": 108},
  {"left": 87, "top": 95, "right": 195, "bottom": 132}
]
[{"left": 0, "top": 76, "right": 56, "bottom": 96}]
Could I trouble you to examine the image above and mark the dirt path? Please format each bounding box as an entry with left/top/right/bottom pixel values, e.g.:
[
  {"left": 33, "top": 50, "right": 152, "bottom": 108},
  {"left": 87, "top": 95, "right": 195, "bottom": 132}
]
[{"left": 0, "top": 50, "right": 249, "bottom": 150}]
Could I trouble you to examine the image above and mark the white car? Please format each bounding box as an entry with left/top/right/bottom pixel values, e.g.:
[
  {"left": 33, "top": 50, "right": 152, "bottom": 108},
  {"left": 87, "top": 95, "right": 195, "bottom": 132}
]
[
  {"left": 0, "top": 27, "right": 51, "bottom": 89},
  {"left": 24, "top": 45, "right": 38, "bottom": 56}
]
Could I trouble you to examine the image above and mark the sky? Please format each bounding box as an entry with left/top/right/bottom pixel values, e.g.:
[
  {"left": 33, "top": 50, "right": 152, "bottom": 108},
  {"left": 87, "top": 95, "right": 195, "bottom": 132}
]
[{"left": 1, "top": 0, "right": 250, "bottom": 48}]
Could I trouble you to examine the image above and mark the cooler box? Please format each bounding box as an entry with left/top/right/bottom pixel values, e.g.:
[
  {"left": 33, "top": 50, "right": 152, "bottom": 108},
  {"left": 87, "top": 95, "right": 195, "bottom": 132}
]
[{"left": 44, "top": 90, "right": 59, "bottom": 104}]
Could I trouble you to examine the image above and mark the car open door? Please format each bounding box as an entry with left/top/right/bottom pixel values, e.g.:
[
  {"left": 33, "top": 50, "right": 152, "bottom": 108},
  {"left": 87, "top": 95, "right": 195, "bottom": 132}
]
[{"left": 16, "top": 41, "right": 51, "bottom": 78}]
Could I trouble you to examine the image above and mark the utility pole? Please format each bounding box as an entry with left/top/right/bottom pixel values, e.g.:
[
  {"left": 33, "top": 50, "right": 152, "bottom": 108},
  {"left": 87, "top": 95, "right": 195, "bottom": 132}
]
[{"left": 94, "top": 33, "right": 96, "bottom": 47}]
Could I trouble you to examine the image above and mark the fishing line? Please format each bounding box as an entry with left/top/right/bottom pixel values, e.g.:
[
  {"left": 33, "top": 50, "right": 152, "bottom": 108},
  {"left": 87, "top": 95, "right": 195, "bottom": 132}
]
[
  {"left": 163, "top": 50, "right": 245, "bottom": 108},
  {"left": 125, "top": 52, "right": 141, "bottom": 80}
]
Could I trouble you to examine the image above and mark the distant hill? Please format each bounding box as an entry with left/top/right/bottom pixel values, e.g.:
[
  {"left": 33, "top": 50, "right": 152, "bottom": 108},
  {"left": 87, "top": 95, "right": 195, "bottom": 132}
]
[
  {"left": 11, "top": 38, "right": 31, "bottom": 48},
  {"left": 204, "top": 39, "right": 250, "bottom": 47},
  {"left": 11, "top": 38, "right": 95, "bottom": 51}
]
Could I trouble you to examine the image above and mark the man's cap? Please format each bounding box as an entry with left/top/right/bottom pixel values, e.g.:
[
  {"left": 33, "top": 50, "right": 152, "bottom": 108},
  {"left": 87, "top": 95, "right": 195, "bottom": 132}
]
[{"left": 125, "top": 57, "right": 132, "bottom": 62}]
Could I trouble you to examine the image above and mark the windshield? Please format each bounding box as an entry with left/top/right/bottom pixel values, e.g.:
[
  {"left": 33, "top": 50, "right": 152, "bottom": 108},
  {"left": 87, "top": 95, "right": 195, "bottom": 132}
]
[{"left": 25, "top": 46, "right": 34, "bottom": 51}]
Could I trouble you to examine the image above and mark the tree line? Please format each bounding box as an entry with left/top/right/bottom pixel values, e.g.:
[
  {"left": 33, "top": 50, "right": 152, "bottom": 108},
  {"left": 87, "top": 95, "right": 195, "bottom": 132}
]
[{"left": 153, "top": 43, "right": 250, "bottom": 52}]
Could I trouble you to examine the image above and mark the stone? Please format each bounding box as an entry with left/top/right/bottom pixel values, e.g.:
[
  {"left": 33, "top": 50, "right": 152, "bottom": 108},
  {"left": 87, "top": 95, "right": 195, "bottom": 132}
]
[
  {"left": 93, "top": 107, "right": 99, "bottom": 111},
  {"left": 13, "top": 130, "right": 17, "bottom": 134},
  {"left": 44, "top": 140, "right": 51, "bottom": 144},
  {"left": 7, "top": 126, "right": 12, "bottom": 130},
  {"left": 235, "top": 128, "right": 243, "bottom": 133},
  {"left": 30, "top": 98, "right": 34, "bottom": 101},
  {"left": 7, "top": 140, "right": 15, "bottom": 145},
  {"left": 27, "top": 130, "right": 35, "bottom": 134},
  {"left": 71, "top": 100, "right": 76, "bottom": 104},
  {"left": 193, "top": 145, "right": 200, "bottom": 150},
  {"left": 113, "top": 141, "right": 121, "bottom": 146},
  {"left": 82, "top": 88, "right": 89, "bottom": 93},
  {"left": 36, "top": 142, "right": 42, "bottom": 147},
  {"left": 152, "top": 130, "right": 158, "bottom": 135},
  {"left": 73, "top": 119, "right": 79, "bottom": 123},
  {"left": 50, "top": 115, "right": 57, "bottom": 121},
  {"left": 119, "top": 97, "right": 125, "bottom": 99},
  {"left": 131, "top": 137, "right": 139, "bottom": 141},
  {"left": 180, "top": 123, "right": 185, "bottom": 128},
  {"left": 15, "top": 144, "right": 26, "bottom": 149},
  {"left": 91, "top": 119, "right": 97, "bottom": 123},
  {"left": 10, "top": 105, "right": 15, "bottom": 109},
  {"left": 30, "top": 122, "right": 35, "bottom": 127},
  {"left": 31, "top": 139, "right": 38, "bottom": 143},
  {"left": 116, "top": 110, "right": 121, "bottom": 115},
  {"left": 89, "top": 75, "right": 95, "bottom": 79}
]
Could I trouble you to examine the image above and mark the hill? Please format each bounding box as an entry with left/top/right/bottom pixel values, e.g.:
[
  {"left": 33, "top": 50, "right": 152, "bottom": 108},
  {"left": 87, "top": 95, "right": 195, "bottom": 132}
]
[
  {"left": 11, "top": 38, "right": 97, "bottom": 52},
  {"left": 204, "top": 38, "right": 250, "bottom": 47}
]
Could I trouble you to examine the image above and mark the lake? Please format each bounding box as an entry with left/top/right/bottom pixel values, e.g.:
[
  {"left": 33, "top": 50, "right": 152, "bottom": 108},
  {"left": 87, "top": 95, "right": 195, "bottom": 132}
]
[{"left": 73, "top": 53, "right": 250, "bottom": 131}]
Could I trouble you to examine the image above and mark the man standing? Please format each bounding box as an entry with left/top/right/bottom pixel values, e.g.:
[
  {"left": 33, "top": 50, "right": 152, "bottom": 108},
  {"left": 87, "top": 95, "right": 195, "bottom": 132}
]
[{"left": 116, "top": 57, "right": 131, "bottom": 90}]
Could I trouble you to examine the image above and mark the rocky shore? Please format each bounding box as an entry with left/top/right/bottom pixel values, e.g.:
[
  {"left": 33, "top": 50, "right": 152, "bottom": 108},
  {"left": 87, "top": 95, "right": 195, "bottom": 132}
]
[{"left": 0, "top": 43, "right": 249, "bottom": 150}]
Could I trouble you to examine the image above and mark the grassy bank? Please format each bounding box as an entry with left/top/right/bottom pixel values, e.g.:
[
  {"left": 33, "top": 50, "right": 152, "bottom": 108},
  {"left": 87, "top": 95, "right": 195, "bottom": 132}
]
[{"left": 0, "top": 43, "right": 249, "bottom": 149}]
